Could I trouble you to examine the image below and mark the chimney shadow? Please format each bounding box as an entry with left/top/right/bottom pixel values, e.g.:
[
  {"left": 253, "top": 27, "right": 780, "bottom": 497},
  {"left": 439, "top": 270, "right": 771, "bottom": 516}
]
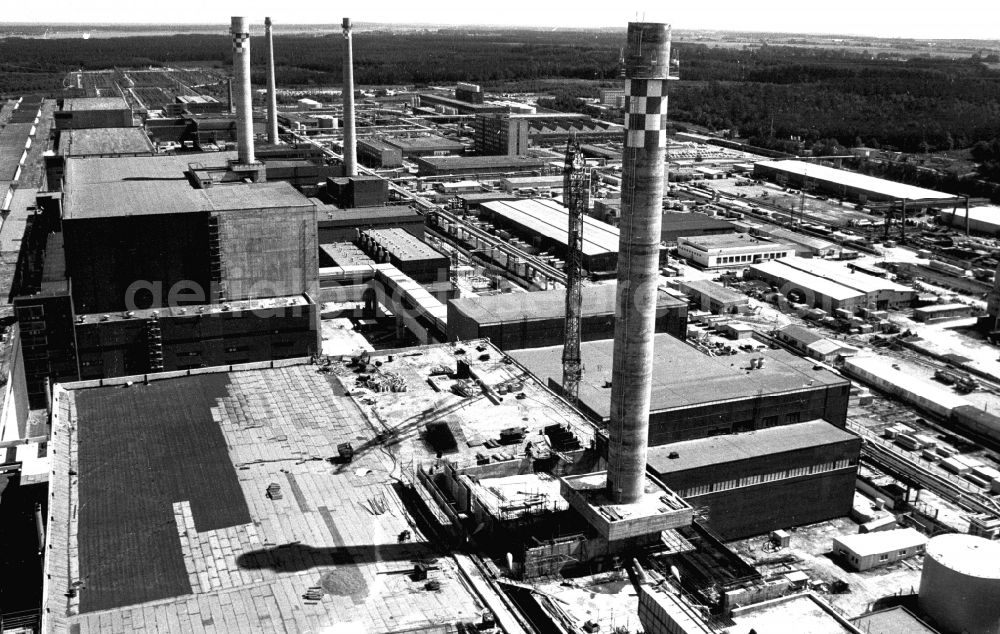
[{"left": 235, "top": 541, "right": 440, "bottom": 573}]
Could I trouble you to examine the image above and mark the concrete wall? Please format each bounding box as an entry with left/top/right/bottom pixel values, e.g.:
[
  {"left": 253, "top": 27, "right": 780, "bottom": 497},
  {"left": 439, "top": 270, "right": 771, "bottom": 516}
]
[
  {"left": 647, "top": 384, "right": 851, "bottom": 445},
  {"left": 0, "top": 326, "right": 30, "bottom": 437},
  {"left": 216, "top": 205, "right": 318, "bottom": 301}
]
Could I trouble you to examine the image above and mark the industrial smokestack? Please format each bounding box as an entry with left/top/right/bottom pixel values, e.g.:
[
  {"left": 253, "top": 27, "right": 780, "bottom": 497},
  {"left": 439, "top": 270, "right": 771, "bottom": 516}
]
[
  {"left": 230, "top": 16, "right": 255, "bottom": 165},
  {"left": 265, "top": 17, "right": 279, "bottom": 145},
  {"left": 342, "top": 17, "right": 358, "bottom": 176},
  {"left": 606, "top": 22, "right": 671, "bottom": 505}
]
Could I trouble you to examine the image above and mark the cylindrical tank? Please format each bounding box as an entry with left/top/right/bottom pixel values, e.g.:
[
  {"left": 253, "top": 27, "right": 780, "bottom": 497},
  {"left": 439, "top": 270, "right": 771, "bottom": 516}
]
[{"left": 919, "top": 533, "right": 1000, "bottom": 634}]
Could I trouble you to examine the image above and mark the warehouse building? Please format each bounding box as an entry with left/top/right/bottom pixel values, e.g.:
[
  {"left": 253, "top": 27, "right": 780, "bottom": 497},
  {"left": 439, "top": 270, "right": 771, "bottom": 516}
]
[
  {"left": 833, "top": 528, "right": 927, "bottom": 572},
  {"left": 382, "top": 134, "right": 465, "bottom": 158},
  {"left": 359, "top": 227, "right": 449, "bottom": 283},
  {"left": 661, "top": 212, "right": 737, "bottom": 243},
  {"left": 500, "top": 175, "right": 564, "bottom": 193},
  {"left": 750, "top": 260, "right": 867, "bottom": 312},
  {"left": 447, "top": 284, "right": 687, "bottom": 349},
  {"left": 751, "top": 257, "right": 915, "bottom": 312},
  {"left": 775, "top": 325, "right": 858, "bottom": 363},
  {"left": 648, "top": 420, "right": 861, "bottom": 538},
  {"left": 511, "top": 333, "right": 851, "bottom": 444},
  {"left": 414, "top": 155, "right": 549, "bottom": 177},
  {"left": 316, "top": 203, "right": 424, "bottom": 242},
  {"left": 753, "top": 160, "right": 957, "bottom": 205},
  {"left": 677, "top": 234, "right": 796, "bottom": 269},
  {"left": 417, "top": 92, "right": 509, "bottom": 115},
  {"left": 752, "top": 226, "right": 841, "bottom": 259},
  {"left": 913, "top": 303, "right": 974, "bottom": 323},
  {"left": 480, "top": 198, "right": 620, "bottom": 272},
  {"left": 676, "top": 279, "right": 750, "bottom": 314},
  {"left": 54, "top": 97, "right": 133, "bottom": 129},
  {"left": 940, "top": 205, "right": 1000, "bottom": 235},
  {"left": 356, "top": 138, "right": 403, "bottom": 168}
]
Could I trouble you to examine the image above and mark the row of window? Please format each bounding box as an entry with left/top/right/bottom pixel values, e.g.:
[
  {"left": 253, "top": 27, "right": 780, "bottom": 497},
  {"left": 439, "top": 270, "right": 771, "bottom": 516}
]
[
  {"left": 677, "top": 458, "right": 854, "bottom": 497},
  {"left": 714, "top": 252, "right": 787, "bottom": 265}
]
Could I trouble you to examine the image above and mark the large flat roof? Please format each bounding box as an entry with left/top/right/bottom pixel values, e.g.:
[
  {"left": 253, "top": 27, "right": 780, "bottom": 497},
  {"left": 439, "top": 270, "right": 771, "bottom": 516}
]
[
  {"left": 510, "top": 333, "right": 848, "bottom": 420},
  {"left": 757, "top": 160, "right": 953, "bottom": 202},
  {"left": 662, "top": 212, "right": 736, "bottom": 233},
  {"left": 383, "top": 135, "right": 464, "bottom": 151},
  {"left": 362, "top": 227, "right": 446, "bottom": 261},
  {"left": 63, "top": 153, "right": 312, "bottom": 219},
  {"left": 57, "top": 127, "right": 152, "bottom": 157},
  {"left": 678, "top": 279, "right": 749, "bottom": 304},
  {"left": 647, "top": 420, "right": 856, "bottom": 475},
  {"left": 482, "top": 197, "right": 619, "bottom": 258},
  {"left": 680, "top": 233, "right": 794, "bottom": 253},
  {"left": 778, "top": 257, "right": 913, "bottom": 295},
  {"left": 46, "top": 340, "right": 595, "bottom": 631},
  {"left": 62, "top": 96, "right": 130, "bottom": 111},
  {"left": 450, "top": 283, "right": 684, "bottom": 325},
  {"left": 417, "top": 155, "right": 548, "bottom": 169},
  {"left": 749, "top": 259, "right": 866, "bottom": 302}
]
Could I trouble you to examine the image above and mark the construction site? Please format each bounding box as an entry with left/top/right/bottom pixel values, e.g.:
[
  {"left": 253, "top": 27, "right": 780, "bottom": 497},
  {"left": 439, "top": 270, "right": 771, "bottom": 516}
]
[{"left": 0, "top": 12, "right": 999, "bottom": 634}]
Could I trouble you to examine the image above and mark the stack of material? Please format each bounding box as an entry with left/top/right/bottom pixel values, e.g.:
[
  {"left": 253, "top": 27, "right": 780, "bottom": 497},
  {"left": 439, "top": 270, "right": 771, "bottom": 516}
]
[
  {"left": 365, "top": 369, "right": 407, "bottom": 392},
  {"left": 266, "top": 483, "right": 283, "bottom": 500}
]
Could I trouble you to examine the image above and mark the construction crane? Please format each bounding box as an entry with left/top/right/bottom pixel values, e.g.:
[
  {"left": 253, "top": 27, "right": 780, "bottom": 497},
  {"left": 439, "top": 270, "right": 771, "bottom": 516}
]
[{"left": 562, "top": 139, "right": 589, "bottom": 406}]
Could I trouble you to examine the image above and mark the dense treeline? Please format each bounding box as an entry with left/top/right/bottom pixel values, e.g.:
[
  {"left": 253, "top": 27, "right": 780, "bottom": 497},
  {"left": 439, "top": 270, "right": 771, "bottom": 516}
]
[{"left": 3, "top": 30, "right": 1000, "bottom": 158}]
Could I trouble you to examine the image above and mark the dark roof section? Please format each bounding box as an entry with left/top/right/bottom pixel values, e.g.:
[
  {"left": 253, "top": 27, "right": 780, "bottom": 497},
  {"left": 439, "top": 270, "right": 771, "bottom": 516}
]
[{"left": 661, "top": 212, "right": 736, "bottom": 233}]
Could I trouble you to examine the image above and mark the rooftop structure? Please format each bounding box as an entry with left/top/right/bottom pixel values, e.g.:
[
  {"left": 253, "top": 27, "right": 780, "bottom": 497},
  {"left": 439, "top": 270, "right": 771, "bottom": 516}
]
[
  {"left": 45, "top": 345, "right": 548, "bottom": 632},
  {"left": 512, "top": 332, "right": 850, "bottom": 444},
  {"left": 480, "top": 198, "right": 620, "bottom": 271},
  {"left": 851, "top": 606, "right": 941, "bottom": 634},
  {"left": 56, "top": 127, "right": 154, "bottom": 157},
  {"left": 729, "top": 593, "right": 864, "bottom": 634},
  {"left": 414, "top": 155, "right": 548, "bottom": 177},
  {"left": 754, "top": 160, "right": 955, "bottom": 203},
  {"left": 315, "top": 203, "right": 423, "bottom": 242},
  {"left": 447, "top": 283, "right": 687, "bottom": 349},
  {"left": 359, "top": 227, "right": 449, "bottom": 283}
]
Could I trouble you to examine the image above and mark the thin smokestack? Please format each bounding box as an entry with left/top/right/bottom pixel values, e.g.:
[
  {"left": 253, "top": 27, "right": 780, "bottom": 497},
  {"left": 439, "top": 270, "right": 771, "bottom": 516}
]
[
  {"left": 342, "top": 17, "right": 357, "bottom": 176},
  {"left": 230, "top": 16, "right": 255, "bottom": 164},
  {"left": 606, "top": 22, "right": 671, "bottom": 504},
  {"left": 265, "top": 17, "right": 279, "bottom": 145}
]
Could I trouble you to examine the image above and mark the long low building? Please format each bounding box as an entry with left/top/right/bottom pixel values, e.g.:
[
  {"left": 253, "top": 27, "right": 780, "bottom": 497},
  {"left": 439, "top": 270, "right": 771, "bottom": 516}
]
[
  {"left": 415, "top": 155, "right": 549, "bottom": 177},
  {"left": 754, "top": 160, "right": 957, "bottom": 204},
  {"left": 676, "top": 278, "right": 750, "bottom": 314},
  {"left": 677, "top": 234, "right": 796, "bottom": 269},
  {"left": 511, "top": 333, "right": 850, "bottom": 445},
  {"left": 315, "top": 203, "right": 424, "bottom": 243},
  {"left": 481, "top": 197, "right": 620, "bottom": 272},
  {"left": 843, "top": 356, "right": 969, "bottom": 419},
  {"left": 940, "top": 205, "right": 1000, "bottom": 235},
  {"left": 749, "top": 257, "right": 915, "bottom": 312},
  {"left": 648, "top": 420, "right": 861, "bottom": 539},
  {"left": 448, "top": 284, "right": 687, "bottom": 348}
]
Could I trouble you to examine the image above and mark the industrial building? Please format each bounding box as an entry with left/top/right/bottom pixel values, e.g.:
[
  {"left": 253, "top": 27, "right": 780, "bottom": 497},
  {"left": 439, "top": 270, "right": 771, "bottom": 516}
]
[
  {"left": 913, "top": 302, "right": 974, "bottom": 323},
  {"left": 775, "top": 324, "right": 858, "bottom": 362},
  {"left": 675, "top": 278, "right": 750, "bottom": 314},
  {"left": 471, "top": 113, "right": 530, "bottom": 155},
  {"left": 677, "top": 234, "right": 796, "bottom": 269},
  {"left": 53, "top": 97, "right": 133, "bottom": 129},
  {"left": 480, "top": 198, "right": 620, "bottom": 272},
  {"left": 358, "top": 227, "right": 449, "bottom": 283},
  {"left": 316, "top": 203, "right": 423, "bottom": 242},
  {"left": 416, "top": 92, "right": 509, "bottom": 115},
  {"left": 381, "top": 134, "right": 465, "bottom": 158},
  {"left": 326, "top": 174, "right": 389, "bottom": 208},
  {"left": 833, "top": 527, "right": 927, "bottom": 571},
  {"left": 414, "top": 155, "right": 549, "bottom": 177},
  {"left": 660, "top": 212, "right": 737, "bottom": 243},
  {"left": 447, "top": 284, "right": 687, "bottom": 349},
  {"left": 356, "top": 138, "right": 403, "bottom": 168},
  {"left": 511, "top": 333, "right": 851, "bottom": 444},
  {"left": 940, "top": 205, "right": 1000, "bottom": 235},
  {"left": 649, "top": 420, "right": 860, "bottom": 538},
  {"left": 752, "top": 225, "right": 841, "bottom": 258},
  {"left": 750, "top": 257, "right": 916, "bottom": 312},
  {"left": 455, "top": 82, "right": 484, "bottom": 104},
  {"left": 753, "top": 160, "right": 957, "bottom": 205}
]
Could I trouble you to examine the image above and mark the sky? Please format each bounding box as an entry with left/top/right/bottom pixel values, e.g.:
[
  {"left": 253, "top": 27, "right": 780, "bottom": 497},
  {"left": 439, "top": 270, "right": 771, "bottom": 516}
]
[{"left": 5, "top": 0, "right": 1000, "bottom": 40}]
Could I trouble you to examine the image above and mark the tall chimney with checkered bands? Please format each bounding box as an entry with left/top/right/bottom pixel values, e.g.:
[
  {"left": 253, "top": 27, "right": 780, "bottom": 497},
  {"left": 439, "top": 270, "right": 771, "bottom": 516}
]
[
  {"left": 231, "top": 16, "right": 255, "bottom": 165},
  {"left": 606, "top": 22, "right": 671, "bottom": 505},
  {"left": 342, "top": 17, "right": 358, "bottom": 176}
]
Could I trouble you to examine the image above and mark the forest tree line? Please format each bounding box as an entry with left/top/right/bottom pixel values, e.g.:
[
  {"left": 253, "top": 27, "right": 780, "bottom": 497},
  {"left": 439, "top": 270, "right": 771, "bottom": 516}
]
[{"left": 2, "top": 30, "right": 1000, "bottom": 158}]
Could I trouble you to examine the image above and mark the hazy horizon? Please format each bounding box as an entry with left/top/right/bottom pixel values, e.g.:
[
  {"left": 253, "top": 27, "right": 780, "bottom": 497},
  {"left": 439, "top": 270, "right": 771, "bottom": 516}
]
[{"left": 3, "top": 1, "right": 999, "bottom": 41}]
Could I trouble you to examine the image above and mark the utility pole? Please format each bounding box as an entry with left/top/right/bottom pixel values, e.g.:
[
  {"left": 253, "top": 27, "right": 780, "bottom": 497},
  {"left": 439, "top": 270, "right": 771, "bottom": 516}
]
[{"left": 562, "top": 139, "right": 589, "bottom": 406}]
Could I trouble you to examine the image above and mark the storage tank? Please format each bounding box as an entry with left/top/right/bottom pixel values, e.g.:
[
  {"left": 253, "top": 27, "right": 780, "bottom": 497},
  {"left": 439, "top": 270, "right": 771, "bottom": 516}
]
[{"left": 919, "top": 533, "right": 1000, "bottom": 634}]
